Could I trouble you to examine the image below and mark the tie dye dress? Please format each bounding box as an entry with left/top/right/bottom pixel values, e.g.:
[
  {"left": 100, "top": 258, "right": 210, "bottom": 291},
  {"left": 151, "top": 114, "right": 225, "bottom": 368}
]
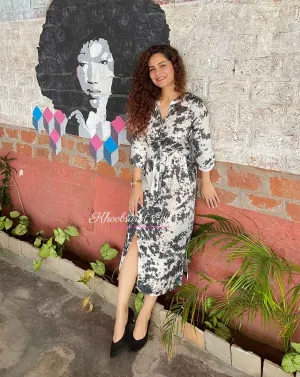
[{"left": 120, "top": 92, "right": 215, "bottom": 296}]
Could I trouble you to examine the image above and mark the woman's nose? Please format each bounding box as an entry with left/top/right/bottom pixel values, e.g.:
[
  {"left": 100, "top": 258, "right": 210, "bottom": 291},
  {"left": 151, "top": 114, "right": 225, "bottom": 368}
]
[{"left": 87, "top": 62, "right": 100, "bottom": 84}]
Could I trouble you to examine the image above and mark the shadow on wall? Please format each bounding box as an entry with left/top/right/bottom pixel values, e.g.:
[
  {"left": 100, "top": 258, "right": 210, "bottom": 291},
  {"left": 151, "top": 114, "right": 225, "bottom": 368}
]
[{"left": 33, "top": 0, "right": 170, "bottom": 165}]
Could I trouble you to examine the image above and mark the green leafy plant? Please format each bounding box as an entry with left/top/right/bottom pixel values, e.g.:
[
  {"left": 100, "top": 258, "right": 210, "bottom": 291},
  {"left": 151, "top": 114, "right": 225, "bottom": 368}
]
[
  {"left": 33, "top": 225, "right": 79, "bottom": 271},
  {"left": 0, "top": 211, "right": 29, "bottom": 236},
  {"left": 0, "top": 153, "right": 16, "bottom": 212},
  {"left": 203, "top": 297, "right": 231, "bottom": 341},
  {"left": 162, "top": 214, "right": 300, "bottom": 359},
  {"left": 134, "top": 291, "right": 144, "bottom": 315},
  {"left": 282, "top": 342, "right": 300, "bottom": 373},
  {"left": 78, "top": 242, "right": 119, "bottom": 311}
]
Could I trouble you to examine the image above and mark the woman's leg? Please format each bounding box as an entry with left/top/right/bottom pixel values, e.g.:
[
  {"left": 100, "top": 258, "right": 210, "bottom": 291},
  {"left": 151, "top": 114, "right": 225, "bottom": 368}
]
[
  {"left": 133, "top": 295, "right": 157, "bottom": 340},
  {"left": 113, "top": 232, "right": 138, "bottom": 342}
]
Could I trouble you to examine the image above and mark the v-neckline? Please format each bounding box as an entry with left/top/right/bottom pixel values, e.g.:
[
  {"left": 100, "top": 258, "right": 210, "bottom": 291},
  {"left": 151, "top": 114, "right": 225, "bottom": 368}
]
[{"left": 156, "top": 94, "right": 185, "bottom": 122}]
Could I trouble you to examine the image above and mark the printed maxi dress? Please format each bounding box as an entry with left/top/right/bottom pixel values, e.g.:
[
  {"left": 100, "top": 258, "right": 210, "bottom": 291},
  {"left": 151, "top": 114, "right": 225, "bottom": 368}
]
[{"left": 119, "top": 92, "right": 215, "bottom": 296}]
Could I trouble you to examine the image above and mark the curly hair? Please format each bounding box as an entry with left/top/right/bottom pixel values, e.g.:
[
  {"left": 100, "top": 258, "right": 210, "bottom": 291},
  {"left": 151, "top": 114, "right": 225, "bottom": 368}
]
[
  {"left": 126, "top": 45, "right": 186, "bottom": 139},
  {"left": 36, "top": 0, "right": 170, "bottom": 136}
]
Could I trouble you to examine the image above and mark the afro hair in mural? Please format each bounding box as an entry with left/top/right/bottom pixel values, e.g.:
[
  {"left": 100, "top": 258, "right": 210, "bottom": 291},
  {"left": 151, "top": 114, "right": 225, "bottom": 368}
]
[{"left": 35, "top": 0, "right": 170, "bottom": 146}]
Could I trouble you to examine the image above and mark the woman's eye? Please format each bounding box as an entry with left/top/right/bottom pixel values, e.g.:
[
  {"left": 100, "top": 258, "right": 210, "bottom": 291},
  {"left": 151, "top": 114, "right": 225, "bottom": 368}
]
[
  {"left": 160, "top": 64, "right": 166, "bottom": 68},
  {"left": 79, "top": 62, "right": 86, "bottom": 67},
  {"left": 100, "top": 60, "right": 108, "bottom": 65}
]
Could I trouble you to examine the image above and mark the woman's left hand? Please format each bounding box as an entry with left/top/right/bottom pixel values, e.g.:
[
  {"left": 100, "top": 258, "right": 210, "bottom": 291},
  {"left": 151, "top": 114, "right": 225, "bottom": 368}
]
[{"left": 201, "top": 182, "right": 220, "bottom": 208}]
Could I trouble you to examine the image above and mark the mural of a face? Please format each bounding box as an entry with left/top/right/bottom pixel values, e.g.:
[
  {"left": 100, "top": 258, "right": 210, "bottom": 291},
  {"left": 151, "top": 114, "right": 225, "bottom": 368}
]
[
  {"left": 34, "top": 0, "right": 170, "bottom": 165},
  {"left": 77, "top": 38, "right": 114, "bottom": 109}
]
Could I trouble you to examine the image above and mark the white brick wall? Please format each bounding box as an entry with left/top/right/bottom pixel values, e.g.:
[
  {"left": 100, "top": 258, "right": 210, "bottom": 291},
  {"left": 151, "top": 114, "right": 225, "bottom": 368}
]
[
  {"left": 165, "top": 1, "right": 300, "bottom": 174},
  {"left": 0, "top": 0, "right": 299, "bottom": 175}
]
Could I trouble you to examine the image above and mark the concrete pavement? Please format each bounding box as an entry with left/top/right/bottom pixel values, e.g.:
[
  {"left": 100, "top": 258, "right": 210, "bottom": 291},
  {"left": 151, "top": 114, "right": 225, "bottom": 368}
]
[{"left": 0, "top": 248, "right": 250, "bottom": 377}]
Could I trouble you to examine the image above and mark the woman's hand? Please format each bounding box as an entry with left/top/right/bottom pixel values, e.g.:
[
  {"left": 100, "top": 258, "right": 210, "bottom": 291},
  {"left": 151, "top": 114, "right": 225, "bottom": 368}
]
[
  {"left": 201, "top": 182, "right": 220, "bottom": 209},
  {"left": 129, "top": 184, "right": 144, "bottom": 216}
]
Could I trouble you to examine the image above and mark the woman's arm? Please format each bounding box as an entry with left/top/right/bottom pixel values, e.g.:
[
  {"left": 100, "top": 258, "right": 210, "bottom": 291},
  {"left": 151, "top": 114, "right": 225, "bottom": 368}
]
[
  {"left": 200, "top": 170, "right": 220, "bottom": 209},
  {"left": 191, "top": 101, "right": 220, "bottom": 208}
]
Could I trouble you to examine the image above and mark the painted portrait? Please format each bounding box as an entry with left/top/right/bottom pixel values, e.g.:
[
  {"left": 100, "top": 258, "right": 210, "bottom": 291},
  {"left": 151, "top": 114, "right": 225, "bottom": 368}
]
[{"left": 34, "top": 0, "right": 170, "bottom": 165}]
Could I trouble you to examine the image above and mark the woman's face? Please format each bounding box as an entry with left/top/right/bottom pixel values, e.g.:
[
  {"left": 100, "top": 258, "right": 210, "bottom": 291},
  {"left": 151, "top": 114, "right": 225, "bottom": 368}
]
[
  {"left": 148, "top": 53, "right": 175, "bottom": 89},
  {"left": 77, "top": 38, "right": 114, "bottom": 102}
]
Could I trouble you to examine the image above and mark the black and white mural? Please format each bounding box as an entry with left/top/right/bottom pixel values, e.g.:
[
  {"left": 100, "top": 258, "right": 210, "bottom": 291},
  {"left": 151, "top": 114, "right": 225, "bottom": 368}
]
[{"left": 33, "top": 0, "right": 170, "bottom": 165}]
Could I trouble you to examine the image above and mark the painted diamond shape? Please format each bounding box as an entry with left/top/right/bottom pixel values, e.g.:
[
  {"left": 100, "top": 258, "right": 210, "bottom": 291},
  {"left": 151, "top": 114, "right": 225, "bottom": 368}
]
[
  {"left": 54, "top": 110, "right": 66, "bottom": 124},
  {"left": 43, "top": 107, "right": 53, "bottom": 123},
  {"left": 91, "top": 134, "right": 104, "bottom": 151},
  {"left": 104, "top": 136, "right": 118, "bottom": 153},
  {"left": 111, "top": 116, "right": 125, "bottom": 133},
  {"left": 33, "top": 106, "right": 43, "bottom": 121},
  {"left": 50, "top": 128, "right": 61, "bottom": 144}
]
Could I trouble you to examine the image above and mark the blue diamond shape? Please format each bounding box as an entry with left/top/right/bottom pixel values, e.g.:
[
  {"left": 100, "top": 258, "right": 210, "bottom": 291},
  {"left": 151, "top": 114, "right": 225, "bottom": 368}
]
[
  {"left": 33, "top": 106, "right": 43, "bottom": 121},
  {"left": 104, "top": 136, "right": 118, "bottom": 153}
]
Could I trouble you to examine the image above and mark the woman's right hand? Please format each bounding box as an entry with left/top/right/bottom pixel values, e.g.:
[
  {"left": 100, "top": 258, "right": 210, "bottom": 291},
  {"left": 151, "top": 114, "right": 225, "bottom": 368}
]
[{"left": 129, "top": 184, "right": 144, "bottom": 216}]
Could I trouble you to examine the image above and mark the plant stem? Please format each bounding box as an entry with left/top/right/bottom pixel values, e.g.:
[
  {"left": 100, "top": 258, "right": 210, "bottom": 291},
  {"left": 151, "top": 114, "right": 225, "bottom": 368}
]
[{"left": 11, "top": 174, "right": 25, "bottom": 215}]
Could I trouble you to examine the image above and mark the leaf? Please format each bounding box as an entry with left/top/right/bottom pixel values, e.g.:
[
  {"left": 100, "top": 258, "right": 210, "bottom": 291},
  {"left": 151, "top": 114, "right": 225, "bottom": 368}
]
[
  {"left": 64, "top": 226, "right": 79, "bottom": 237},
  {"left": 88, "top": 302, "right": 94, "bottom": 312},
  {"left": 294, "top": 355, "right": 300, "bottom": 371},
  {"left": 4, "top": 217, "right": 13, "bottom": 230},
  {"left": 135, "top": 292, "right": 144, "bottom": 314},
  {"left": 36, "top": 230, "right": 44, "bottom": 236},
  {"left": 0, "top": 222, "right": 5, "bottom": 231},
  {"left": 38, "top": 244, "right": 50, "bottom": 258},
  {"left": 282, "top": 353, "right": 298, "bottom": 373},
  {"left": 48, "top": 247, "right": 58, "bottom": 258},
  {"left": 0, "top": 216, "right": 6, "bottom": 221},
  {"left": 100, "top": 242, "right": 110, "bottom": 257},
  {"left": 33, "top": 259, "right": 42, "bottom": 272},
  {"left": 204, "top": 321, "right": 214, "bottom": 330},
  {"left": 81, "top": 296, "right": 93, "bottom": 312},
  {"left": 34, "top": 237, "right": 42, "bottom": 248},
  {"left": 46, "top": 238, "right": 53, "bottom": 246},
  {"left": 215, "top": 326, "right": 232, "bottom": 342},
  {"left": 78, "top": 270, "right": 95, "bottom": 285},
  {"left": 81, "top": 296, "right": 91, "bottom": 310},
  {"left": 19, "top": 216, "right": 29, "bottom": 226},
  {"left": 13, "top": 224, "right": 27, "bottom": 236},
  {"left": 101, "top": 247, "right": 118, "bottom": 261},
  {"left": 10, "top": 211, "right": 20, "bottom": 218},
  {"left": 212, "top": 316, "right": 218, "bottom": 328},
  {"left": 55, "top": 231, "right": 66, "bottom": 245},
  {"left": 291, "top": 342, "right": 300, "bottom": 353},
  {"left": 90, "top": 260, "right": 105, "bottom": 276}
]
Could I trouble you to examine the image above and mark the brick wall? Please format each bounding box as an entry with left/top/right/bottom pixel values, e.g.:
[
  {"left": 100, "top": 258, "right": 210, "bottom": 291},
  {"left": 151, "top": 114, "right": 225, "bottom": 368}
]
[
  {"left": 1, "top": 122, "right": 300, "bottom": 224},
  {"left": 0, "top": 125, "right": 133, "bottom": 181}
]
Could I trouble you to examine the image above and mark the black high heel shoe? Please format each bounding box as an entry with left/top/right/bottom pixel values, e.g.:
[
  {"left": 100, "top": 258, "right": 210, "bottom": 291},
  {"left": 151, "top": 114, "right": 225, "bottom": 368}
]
[
  {"left": 129, "top": 319, "right": 151, "bottom": 352},
  {"left": 110, "top": 307, "right": 135, "bottom": 358}
]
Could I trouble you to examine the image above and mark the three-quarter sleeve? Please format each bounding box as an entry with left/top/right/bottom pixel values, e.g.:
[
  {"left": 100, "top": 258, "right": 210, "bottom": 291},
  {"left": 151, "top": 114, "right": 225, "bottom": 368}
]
[
  {"left": 191, "top": 102, "right": 215, "bottom": 172},
  {"left": 129, "top": 133, "right": 148, "bottom": 168}
]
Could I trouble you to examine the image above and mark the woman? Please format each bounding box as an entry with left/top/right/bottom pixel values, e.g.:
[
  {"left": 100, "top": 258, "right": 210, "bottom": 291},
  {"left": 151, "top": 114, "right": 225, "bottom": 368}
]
[{"left": 110, "top": 45, "right": 220, "bottom": 357}]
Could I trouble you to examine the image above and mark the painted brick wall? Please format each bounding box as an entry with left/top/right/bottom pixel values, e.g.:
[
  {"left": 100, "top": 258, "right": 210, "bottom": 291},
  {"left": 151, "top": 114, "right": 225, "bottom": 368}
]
[{"left": 1, "top": 124, "right": 300, "bottom": 223}]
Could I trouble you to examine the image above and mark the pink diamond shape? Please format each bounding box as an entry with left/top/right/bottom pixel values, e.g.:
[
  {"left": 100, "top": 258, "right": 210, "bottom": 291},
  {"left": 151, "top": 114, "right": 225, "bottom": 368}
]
[
  {"left": 50, "top": 128, "right": 61, "bottom": 144},
  {"left": 111, "top": 116, "right": 125, "bottom": 133},
  {"left": 43, "top": 107, "right": 53, "bottom": 123},
  {"left": 54, "top": 110, "right": 66, "bottom": 124},
  {"left": 91, "top": 134, "right": 104, "bottom": 151}
]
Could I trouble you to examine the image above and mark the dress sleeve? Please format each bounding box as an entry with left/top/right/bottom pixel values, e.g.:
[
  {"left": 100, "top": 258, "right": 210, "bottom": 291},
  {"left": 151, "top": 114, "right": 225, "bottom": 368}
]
[
  {"left": 129, "top": 133, "right": 148, "bottom": 168},
  {"left": 191, "top": 102, "right": 215, "bottom": 172}
]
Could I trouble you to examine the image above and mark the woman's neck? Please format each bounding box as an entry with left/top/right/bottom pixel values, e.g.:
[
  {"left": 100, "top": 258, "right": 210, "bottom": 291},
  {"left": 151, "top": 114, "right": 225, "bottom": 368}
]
[{"left": 160, "top": 85, "right": 181, "bottom": 103}]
